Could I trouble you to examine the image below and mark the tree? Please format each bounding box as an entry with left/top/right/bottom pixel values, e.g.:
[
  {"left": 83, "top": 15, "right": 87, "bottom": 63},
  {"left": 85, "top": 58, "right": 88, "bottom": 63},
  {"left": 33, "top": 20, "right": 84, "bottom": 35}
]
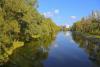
[{"left": 72, "top": 10, "right": 100, "bottom": 35}]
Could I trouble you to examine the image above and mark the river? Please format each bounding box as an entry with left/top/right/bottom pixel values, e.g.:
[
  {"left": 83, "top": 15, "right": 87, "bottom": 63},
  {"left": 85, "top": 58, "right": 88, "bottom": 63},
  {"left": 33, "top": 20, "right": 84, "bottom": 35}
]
[{"left": 2, "top": 31, "right": 100, "bottom": 67}]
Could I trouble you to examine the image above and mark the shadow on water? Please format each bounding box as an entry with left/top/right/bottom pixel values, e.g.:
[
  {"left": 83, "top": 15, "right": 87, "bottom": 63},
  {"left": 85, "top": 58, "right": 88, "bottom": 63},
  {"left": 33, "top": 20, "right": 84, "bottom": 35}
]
[
  {"left": 71, "top": 32, "right": 100, "bottom": 67},
  {"left": 1, "top": 33, "right": 56, "bottom": 67}
]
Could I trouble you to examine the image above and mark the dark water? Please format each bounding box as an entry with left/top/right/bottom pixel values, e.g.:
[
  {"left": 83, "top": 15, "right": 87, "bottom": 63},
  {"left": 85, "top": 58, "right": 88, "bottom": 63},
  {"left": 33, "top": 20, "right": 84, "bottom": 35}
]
[{"left": 2, "top": 31, "right": 100, "bottom": 67}]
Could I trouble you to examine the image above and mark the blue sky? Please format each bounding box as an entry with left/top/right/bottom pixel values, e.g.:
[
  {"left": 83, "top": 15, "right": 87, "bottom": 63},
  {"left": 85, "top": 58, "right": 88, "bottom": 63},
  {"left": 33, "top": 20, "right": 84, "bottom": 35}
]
[{"left": 37, "top": 0, "right": 100, "bottom": 26}]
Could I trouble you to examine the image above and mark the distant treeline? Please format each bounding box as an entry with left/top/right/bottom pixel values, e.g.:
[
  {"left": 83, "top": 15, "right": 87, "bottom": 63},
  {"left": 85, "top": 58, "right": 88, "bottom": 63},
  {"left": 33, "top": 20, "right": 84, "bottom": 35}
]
[{"left": 71, "top": 11, "right": 100, "bottom": 36}]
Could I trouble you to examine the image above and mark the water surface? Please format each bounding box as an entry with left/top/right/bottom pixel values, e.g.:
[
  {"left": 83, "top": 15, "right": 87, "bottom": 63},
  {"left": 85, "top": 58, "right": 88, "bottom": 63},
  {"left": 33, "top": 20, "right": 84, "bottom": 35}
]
[{"left": 2, "top": 31, "right": 100, "bottom": 67}]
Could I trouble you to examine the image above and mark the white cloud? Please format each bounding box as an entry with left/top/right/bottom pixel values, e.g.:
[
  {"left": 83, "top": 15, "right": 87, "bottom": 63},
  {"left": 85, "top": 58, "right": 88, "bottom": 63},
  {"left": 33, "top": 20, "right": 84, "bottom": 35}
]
[
  {"left": 70, "top": 16, "right": 77, "bottom": 19},
  {"left": 43, "top": 12, "right": 53, "bottom": 18},
  {"left": 43, "top": 9, "right": 60, "bottom": 18},
  {"left": 54, "top": 9, "right": 59, "bottom": 14}
]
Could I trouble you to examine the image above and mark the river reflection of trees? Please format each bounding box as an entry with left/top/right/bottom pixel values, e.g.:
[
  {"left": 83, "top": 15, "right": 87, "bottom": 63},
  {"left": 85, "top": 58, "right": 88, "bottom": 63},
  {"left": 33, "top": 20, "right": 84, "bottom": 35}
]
[
  {"left": 72, "top": 32, "right": 100, "bottom": 67},
  {"left": 1, "top": 34, "right": 56, "bottom": 67}
]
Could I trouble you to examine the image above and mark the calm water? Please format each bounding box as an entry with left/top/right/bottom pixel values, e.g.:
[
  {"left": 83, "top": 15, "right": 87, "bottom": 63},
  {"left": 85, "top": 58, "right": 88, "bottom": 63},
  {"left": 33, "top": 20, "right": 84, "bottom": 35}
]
[{"left": 2, "top": 31, "right": 100, "bottom": 67}]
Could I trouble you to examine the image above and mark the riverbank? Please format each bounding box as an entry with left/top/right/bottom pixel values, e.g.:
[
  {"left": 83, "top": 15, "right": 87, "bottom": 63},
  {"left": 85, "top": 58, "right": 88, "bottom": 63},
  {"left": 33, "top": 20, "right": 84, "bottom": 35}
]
[
  {"left": 71, "top": 31, "right": 100, "bottom": 39},
  {"left": 0, "top": 41, "right": 24, "bottom": 65}
]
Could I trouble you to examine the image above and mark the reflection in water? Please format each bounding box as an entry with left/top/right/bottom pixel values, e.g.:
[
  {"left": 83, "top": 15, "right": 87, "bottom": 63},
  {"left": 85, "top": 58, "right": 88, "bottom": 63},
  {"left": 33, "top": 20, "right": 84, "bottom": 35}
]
[
  {"left": 1, "top": 34, "right": 56, "bottom": 67},
  {"left": 1, "top": 31, "right": 100, "bottom": 67},
  {"left": 72, "top": 32, "right": 100, "bottom": 67}
]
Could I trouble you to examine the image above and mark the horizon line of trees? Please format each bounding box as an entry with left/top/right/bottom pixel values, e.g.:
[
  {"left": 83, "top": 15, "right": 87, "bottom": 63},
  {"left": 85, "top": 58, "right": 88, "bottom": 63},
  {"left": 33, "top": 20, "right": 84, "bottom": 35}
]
[{"left": 71, "top": 10, "right": 100, "bottom": 36}]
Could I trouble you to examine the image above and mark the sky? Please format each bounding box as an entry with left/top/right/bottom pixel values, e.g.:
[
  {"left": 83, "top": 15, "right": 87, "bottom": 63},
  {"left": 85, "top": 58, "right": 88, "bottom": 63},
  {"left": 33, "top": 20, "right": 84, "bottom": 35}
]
[{"left": 37, "top": 0, "right": 100, "bottom": 26}]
